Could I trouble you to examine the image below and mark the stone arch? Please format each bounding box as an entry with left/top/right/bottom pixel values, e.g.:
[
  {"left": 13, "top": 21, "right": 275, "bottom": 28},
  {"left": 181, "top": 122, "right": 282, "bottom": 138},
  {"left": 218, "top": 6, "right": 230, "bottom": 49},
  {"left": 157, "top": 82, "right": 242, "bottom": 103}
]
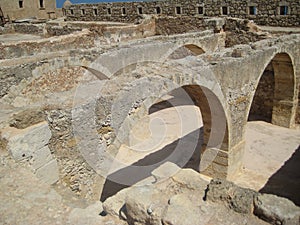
[
  {"left": 100, "top": 77, "right": 230, "bottom": 200},
  {"left": 248, "top": 52, "right": 296, "bottom": 128},
  {"left": 109, "top": 71, "right": 230, "bottom": 179},
  {"left": 167, "top": 44, "right": 205, "bottom": 60},
  {"left": 147, "top": 84, "right": 229, "bottom": 176}
]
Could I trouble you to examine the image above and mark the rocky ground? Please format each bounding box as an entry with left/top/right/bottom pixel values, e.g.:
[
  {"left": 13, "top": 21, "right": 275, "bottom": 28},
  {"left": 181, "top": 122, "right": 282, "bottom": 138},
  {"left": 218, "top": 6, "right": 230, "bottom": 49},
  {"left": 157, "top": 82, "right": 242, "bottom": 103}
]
[
  {"left": 1, "top": 120, "right": 300, "bottom": 225},
  {"left": 0, "top": 149, "right": 125, "bottom": 225}
]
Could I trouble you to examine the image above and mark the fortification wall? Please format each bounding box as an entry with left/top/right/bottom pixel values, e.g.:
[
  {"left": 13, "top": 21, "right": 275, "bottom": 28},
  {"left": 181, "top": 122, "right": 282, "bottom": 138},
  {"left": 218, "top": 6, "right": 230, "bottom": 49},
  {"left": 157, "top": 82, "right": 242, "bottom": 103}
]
[{"left": 65, "top": 0, "right": 300, "bottom": 27}]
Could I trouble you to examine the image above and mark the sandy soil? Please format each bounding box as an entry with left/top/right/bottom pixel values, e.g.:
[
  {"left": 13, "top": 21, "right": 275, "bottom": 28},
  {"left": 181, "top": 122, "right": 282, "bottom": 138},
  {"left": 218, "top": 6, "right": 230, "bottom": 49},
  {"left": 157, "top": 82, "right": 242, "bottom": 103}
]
[{"left": 233, "top": 121, "right": 300, "bottom": 205}]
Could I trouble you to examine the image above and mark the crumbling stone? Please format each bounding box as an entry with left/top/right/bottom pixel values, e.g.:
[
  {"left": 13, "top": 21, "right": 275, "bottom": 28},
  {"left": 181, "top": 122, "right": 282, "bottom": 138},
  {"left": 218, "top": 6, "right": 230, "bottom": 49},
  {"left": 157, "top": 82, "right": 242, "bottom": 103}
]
[
  {"left": 254, "top": 194, "right": 300, "bottom": 225},
  {"left": 65, "top": 0, "right": 300, "bottom": 27},
  {"left": 205, "top": 178, "right": 257, "bottom": 214},
  {"left": 9, "top": 107, "right": 46, "bottom": 129},
  {"left": 1, "top": 121, "right": 59, "bottom": 184}
]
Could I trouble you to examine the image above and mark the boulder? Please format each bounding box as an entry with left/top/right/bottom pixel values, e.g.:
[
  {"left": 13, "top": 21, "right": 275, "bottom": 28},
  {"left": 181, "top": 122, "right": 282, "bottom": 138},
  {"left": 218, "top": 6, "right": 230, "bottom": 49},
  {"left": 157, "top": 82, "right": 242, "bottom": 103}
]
[
  {"left": 205, "top": 178, "right": 257, "bottom": 214},
  {"left": 254, "top": 194, "right": 300, "bottom": 225},
  {"left": 125, "top": 186, "right": 168, "bottom": 225},
  {"left": 102, "top": 187, "right": 129, "bottom": 220},
  {"left": 162, "top": 191, "right": 214, "bottom": 225}
]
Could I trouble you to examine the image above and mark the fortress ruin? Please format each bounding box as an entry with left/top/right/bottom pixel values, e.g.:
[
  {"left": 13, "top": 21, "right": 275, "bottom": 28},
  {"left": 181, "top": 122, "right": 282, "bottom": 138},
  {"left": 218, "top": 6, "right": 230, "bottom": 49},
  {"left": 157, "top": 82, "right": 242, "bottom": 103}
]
[{"left": 0, "top": 0, "right": 300, "bottom": 224}]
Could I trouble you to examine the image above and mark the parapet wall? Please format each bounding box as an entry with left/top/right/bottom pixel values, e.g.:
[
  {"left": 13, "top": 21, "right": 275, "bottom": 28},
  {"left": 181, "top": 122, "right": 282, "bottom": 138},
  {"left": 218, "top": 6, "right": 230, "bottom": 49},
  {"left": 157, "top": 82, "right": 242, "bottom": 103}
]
[{"left": 65, "top": 0, "right": 300, "bottom": 27}]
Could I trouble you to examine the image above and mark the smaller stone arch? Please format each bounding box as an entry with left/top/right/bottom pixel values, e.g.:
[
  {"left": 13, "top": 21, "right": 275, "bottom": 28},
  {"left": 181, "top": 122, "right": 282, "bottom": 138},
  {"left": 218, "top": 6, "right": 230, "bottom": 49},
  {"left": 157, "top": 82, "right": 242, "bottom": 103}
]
[
  {"left": 248, "top": 52, "right": 296, "bottom": 128},
  {"left": 168, "top": 44, "right": 205, "bottom": 60}
]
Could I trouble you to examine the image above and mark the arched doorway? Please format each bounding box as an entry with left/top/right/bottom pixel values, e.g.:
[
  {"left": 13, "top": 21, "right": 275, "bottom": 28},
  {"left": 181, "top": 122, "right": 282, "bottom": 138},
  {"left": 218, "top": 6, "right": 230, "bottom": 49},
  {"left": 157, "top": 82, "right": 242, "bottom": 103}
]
[
  {"left": 248, "top": 53, "right": 296, "bottom": 127},
  {"left": 100, "top": 84, "right": 229, "bottom": 201},
  {"left": 241, "top": 53, "right": 299, "bottom": 205}
]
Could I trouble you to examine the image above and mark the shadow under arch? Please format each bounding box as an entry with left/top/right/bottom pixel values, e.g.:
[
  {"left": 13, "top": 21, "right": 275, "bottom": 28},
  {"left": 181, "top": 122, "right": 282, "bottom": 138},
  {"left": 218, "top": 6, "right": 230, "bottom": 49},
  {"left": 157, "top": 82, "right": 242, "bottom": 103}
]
[
  {"left": 248, "top": 52, "right": 296, "bottom": 128},
  {"left": 100, "top": 84, "right": 229, "bottom": 201},
  {"left": 167, "top": 44, "right": 205, "bottom": 60},
  {"left": 245, "top": 53, "right": 299, "bottom": 205}
]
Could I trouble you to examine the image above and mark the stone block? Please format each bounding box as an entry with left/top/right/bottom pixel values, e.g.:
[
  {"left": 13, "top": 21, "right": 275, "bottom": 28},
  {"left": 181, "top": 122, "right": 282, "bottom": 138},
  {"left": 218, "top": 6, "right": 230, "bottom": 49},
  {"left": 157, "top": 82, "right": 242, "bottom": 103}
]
[
  {"left": 125, "top": 186, "right": 167, "bottom": 225},
  {"left": 102, "top": 188, "right": 129, "bottom": 218},
  {"left": 2, "top": 122, "right": 52, "bottom": 161},
  {"left": 205, "top": 178, "right": 257, "bottom": 214},
  {"left": 30, "top": 146, "right": 53, "bottom": 170},
  {"left": 171, "top": 167, "right": 210, "bottom": 192},
  {"left": 254, "top": 194, "right": 300, "bottom": 225},
  {"left": 35, "top": 159, "right": 59, "bottom": 185}
]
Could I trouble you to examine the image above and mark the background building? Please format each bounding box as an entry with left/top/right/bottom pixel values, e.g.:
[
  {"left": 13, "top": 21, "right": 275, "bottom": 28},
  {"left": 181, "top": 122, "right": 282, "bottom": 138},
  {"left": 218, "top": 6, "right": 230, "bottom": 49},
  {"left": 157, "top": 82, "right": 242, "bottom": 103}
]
[{"left": 0, "top": 0, "right": 57, "bottom": 21}]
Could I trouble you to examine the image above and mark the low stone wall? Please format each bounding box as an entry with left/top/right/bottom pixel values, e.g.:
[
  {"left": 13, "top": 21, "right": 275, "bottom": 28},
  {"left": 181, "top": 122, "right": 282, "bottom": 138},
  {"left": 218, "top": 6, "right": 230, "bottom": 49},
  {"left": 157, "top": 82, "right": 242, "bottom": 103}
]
[
  {"left": 0, "top": 29, "right": 95, "bottom": 60},
  {"left": 45, "top": 24, "right": 82, "bottom": 36},
  {"left": 13, "top": 23, "right": 45, "bottom": 35},
  {"left": 65, "top": 0, "right": 300, "bottom": 27}
]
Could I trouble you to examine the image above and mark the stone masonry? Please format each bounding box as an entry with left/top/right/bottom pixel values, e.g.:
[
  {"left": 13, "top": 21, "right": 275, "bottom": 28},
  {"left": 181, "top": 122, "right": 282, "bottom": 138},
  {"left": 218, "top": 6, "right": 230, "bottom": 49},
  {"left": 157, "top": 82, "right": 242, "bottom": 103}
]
[
  {"left": 0, "top": 15, "right": 299, "bottom": 202},
  {"left": 65, "top": 0, "right": 300, "bottom": 27}
]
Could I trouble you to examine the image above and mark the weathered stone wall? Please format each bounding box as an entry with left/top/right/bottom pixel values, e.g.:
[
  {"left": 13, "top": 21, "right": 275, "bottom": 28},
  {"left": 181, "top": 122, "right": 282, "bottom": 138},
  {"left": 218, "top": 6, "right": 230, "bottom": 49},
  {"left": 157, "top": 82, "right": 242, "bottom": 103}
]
[
  {"left": 13, "top": 23, "right": 45, "bottom": 35},
  {"left": 0, "top": 29, "right": 95, "bottom": 60},
  {"left": 155, "top": 16, "right": 207, "bottom": 35},
  {"left": 65, "top": 0, "right": 300, "bottom": 27},
  {"left": 223, "top": 18, "right": 266, "bottom": 47},
  {"left": 0, "top": 0, "right": 57, "bottom": 21},
  {"left": 45, "top": 24, "right": 82, "bottom": 36}
]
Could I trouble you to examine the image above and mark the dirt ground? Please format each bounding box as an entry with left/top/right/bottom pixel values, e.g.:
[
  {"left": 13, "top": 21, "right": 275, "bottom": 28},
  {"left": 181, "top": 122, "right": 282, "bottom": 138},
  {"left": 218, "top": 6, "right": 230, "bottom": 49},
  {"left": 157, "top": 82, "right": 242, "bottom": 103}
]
[
  {"left": 0, "top": 107, "right": 299, "bottom": 224},
  {"left": 0, "top": 33, "right": 42, "bottom": 43},
  {"left": 233, "top": 121, "right": 300, "bottom": 206}
]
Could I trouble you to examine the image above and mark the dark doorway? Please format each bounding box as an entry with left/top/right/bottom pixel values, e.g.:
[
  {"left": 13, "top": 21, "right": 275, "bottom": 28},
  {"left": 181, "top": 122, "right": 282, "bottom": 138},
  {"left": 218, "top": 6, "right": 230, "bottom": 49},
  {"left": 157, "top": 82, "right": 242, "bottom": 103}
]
[{"left": 248, "top": 62, "right": 274, "bottom": 122}]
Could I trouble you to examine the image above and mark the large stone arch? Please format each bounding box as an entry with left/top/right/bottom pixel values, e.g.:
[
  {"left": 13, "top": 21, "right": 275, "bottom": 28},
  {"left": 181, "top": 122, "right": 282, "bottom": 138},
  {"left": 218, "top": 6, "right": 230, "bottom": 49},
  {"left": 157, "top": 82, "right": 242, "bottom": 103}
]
[
  {"left": 248, "top": 52, "right": 296, "bottom": 128},
  {"left": 107, "top": 58, "right": 232, "bottom": 181},
  {"left": 100, "top": 71, "right": 230, "bottom": 200}
]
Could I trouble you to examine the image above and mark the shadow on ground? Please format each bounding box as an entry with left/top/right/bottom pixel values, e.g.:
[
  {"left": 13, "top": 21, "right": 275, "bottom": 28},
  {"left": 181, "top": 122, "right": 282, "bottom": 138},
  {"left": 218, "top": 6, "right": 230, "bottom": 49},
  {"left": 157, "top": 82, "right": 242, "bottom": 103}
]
[
  {"left": 100, "top": 128, "right": 203, "bottom": 202},
  {"left": 259, "top": 145, "right": 300, "bottom": 206}
]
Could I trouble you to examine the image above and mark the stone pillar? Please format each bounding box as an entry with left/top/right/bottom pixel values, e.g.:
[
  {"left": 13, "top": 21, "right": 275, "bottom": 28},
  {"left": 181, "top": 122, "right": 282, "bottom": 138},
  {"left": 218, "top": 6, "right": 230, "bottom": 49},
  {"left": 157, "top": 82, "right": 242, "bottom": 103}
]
[{"left": 271, "top": 53, "right": 296, "bottom": 128}]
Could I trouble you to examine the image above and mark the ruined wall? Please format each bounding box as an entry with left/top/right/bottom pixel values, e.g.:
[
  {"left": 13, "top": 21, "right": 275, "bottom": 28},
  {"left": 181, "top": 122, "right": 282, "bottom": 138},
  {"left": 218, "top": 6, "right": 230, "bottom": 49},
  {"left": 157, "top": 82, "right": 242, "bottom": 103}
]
[
  {"left": 0, "top": 0, "right": 57, "bottom": 21},
  {"left": 224, "top": 18, "right": 266, "bottom": 47},
  {"left": 155, "top": 16, "right": 207, "bottom": 35},
  {"left": 65, "top": 0, "right": 300, "bottom": 27},
  {"left": 0, "top": 30, "right": 96, "bottom": 60}
]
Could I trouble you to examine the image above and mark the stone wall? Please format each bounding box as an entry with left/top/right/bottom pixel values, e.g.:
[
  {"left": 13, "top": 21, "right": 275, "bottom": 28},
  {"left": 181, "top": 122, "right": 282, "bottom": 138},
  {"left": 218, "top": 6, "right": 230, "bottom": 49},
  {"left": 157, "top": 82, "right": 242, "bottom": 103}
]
[
  {"left": 0, "top": 0, "right": 57, "bottom": 21},
  {"left": 223, "top": 18, "right": 266, "bottom": 47},
  {"left": 65, "top": 0, "right": 300, "bottom": 27},
  {"left": 13, "top": 23, "right": 44, "bottom": 35},
  {"left": 0, "top": 29, "right": 95, "bottom": 60},
  {"left": 155, "top": 16, "right": 207, "bottom": 35}
]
